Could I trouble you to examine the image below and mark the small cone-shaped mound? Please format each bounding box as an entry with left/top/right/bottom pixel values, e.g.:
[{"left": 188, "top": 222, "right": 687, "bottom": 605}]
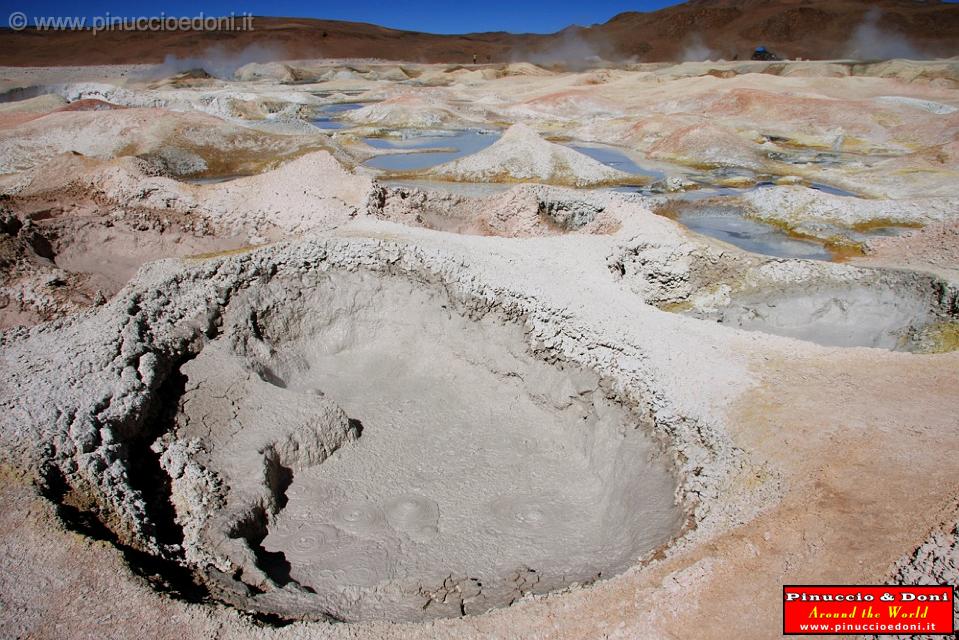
[{"left": 427, "top": 123, "right": 631, "bottom": 187}]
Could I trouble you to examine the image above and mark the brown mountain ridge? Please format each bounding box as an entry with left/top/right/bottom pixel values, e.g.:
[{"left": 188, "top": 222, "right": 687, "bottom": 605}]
[{"left": 0, "top": 0, "right": 957, "bottom": 66}]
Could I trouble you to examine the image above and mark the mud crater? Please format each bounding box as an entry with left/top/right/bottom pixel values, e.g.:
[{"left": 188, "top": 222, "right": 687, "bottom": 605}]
[
  {"left": 159, "top": 269, "right": 681, "bottom": 622},
  {"left": 692, "top": 271, "right": 959, "bottom": 351},
  {"left": 611, "top": 240, "right": 959, "bottom": 351}
]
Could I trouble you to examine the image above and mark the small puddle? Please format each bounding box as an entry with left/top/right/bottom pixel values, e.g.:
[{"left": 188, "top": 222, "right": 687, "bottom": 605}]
[
  {"left": 320, "top": 103, "right": 364, "bottom": 114},
  {"left": 309, "top": 90, "right": 367, "bottom": 98},
  {"left": 861, "top": 226, "right": 913, "bottom": 238},
  {"left": 363, "top": 130, "right": 501, "bottom": 171},
  {"left": 313, "top": 119, "right": 346, "bottom": 130},
  {"left": 313, "top": 102, "right": 365, "bottom": 130},
  {"left": 808, "top": 182, "right": 859, "bottom": 198},
  {"left": 767, "top": 150, "right": 841, "bottom": 165},
  {"left": 567, "top": 145, "right": 666, "bottom": 180},
  {"left": 183, "top": 174, "right": 250, "bottom": 185},
  {"left": 0, "top": 85, "right": 49, "bottom": 103}
]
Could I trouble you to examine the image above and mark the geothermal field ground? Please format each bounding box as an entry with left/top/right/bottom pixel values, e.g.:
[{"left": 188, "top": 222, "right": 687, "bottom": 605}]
[{"left": 1, "top": 22, "right": 959, "bottom": 640}]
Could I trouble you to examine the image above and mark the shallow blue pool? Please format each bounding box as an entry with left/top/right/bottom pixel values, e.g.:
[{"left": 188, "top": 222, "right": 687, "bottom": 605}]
[
  {"left": 568, "top": 145, "right": 667, "bottom": 180},
  {"left": 675, "top": 206, "right": 832, "bottom": 261},
  {"left": 312, "top": 103, "right": 365, "bottom": 130},
  {"left": 363, "top": 130, "right": 501, "bottom": 171}
]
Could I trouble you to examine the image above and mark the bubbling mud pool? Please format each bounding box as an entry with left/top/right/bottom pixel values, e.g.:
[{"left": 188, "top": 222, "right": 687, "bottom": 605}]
[
  {"left": 168, "top": 269, "right": 682, "bottom": 623},
  {"left": 672, "top": 267, "right": 959, "bottom": 351}
]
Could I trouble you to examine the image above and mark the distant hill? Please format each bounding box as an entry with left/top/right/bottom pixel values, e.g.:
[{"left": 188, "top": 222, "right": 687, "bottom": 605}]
[{"left": 1, "top": 0, "right": 957, "bottom": 67}]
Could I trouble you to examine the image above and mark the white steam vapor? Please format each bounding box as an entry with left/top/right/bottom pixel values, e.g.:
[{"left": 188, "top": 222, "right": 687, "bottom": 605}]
[
  {"left": 143, "top": 43, "right": 290, "bottom": 80},
  {"left": 518, "top": 28, "right": 605, "bottom": 71},
  {"left": 846, "top": 8, "right": 926, "bottom": 61},
  {"left": 680, "top": 34, "right": 717, "bottom": 62}
]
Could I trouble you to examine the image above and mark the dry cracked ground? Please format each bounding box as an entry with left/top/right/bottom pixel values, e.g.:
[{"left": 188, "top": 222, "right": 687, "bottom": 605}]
[{"left": 0, "top": 57, "right": 958, "bottom": 639}]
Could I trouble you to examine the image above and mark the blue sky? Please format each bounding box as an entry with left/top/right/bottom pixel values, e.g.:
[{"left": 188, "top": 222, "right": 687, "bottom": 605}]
[{"left": 2, "top": 0, "right": 683, "bottom": 34}]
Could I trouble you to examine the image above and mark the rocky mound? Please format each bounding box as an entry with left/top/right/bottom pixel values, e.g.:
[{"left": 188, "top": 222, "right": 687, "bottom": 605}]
[
  {"left": 635, "top": 119, "right": 767, "bottom": 170},
  {"left": 343, "top": 95, "right": 465, "bottom": 129},
  {"left": 741, "top": 186, "right": 959, "bottom": 230},
  {"left": 373, "top": 183, "right": 627, "bottom": 236},
  {"left": 427, "top": 123, "right": 631, "bottom": 187},
  {"left": 0, "top": 106, "right": 330, "bottom": 176},
  {"left": 234, "top": 62, "right": 299, "bottom": 83},
  {"left": 9, "top": 150, "right": 372, "bottom": 237},
  {"left": 0, "top": 149, "right": 375, "bottom": 327}
]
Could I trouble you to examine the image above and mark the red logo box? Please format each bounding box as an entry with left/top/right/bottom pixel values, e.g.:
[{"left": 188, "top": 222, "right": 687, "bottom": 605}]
[{"left": 783, "top": 585, "right": 955, "bottom": 635}]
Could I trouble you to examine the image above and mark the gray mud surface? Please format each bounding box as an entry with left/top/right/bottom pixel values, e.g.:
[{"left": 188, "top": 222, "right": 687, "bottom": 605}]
[
  {"left": 190, "top": 271, "right": 681, "bottom": 622},
  {"left": 688, "top": 269, "right": 958, "bottom": 350}
]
